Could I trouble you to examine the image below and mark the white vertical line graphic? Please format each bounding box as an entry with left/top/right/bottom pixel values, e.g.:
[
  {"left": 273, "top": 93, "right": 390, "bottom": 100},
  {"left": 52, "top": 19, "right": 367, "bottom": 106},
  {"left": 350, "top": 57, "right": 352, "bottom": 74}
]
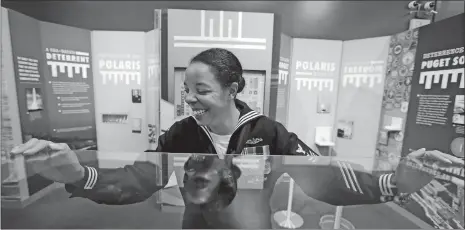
[
  {"left": 219, "top": 11, "right": 224, "bottom": 38},
  {"left": 228, "top": 19, "right": 232, "bottom": 38},
  {"left": 425, "top": 74, "right": 432, "bottom": 89},
  {"left": 441, "top": 74, "right": 449, "bottom": 89},
  {"left": 419, "top": 74, "right": 426, "bottom": 84},
  {"left": 201, "top": 10, "right": 205, "bottom": 37},
  {"left": 238, "top": 12, "right": 242, "bottom": 38},
  {"left": 175, "top": 11, "right": 266, "bottom": 50},
  {"left": 209, "top": 19, "right": 214, "bottom": 37}
]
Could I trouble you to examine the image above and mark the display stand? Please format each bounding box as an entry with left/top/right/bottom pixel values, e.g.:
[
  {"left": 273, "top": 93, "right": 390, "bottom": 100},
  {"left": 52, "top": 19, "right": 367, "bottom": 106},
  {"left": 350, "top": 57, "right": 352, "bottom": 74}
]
[
  {"left": 273, "top": 178, "right": 304, "bottom": 229},
  {"left": 319, "top": 206, "right": 355, "bottom": 229}
]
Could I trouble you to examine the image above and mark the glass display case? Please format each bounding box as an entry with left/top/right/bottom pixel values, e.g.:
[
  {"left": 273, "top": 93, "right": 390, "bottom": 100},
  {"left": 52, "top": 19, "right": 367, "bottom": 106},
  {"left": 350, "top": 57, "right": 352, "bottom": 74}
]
[{"left": 1, "top": 151, "right": 463, "bottom": 229}]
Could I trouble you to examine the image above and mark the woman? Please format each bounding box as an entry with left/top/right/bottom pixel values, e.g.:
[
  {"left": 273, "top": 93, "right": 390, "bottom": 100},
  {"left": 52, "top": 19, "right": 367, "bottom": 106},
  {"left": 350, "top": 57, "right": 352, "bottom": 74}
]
[{"left": 11, "top": 48, "right": 461, "bottom": 228}]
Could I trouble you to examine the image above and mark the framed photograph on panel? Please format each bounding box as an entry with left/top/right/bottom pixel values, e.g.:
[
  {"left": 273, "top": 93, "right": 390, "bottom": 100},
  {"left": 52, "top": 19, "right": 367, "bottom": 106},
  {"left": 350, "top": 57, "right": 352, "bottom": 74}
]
[
  {"left": 337, "top": 120, "right": 354, "bottom": 139},
  {"left": 132, "top": 89, "right": 142, "bottom": 103}
]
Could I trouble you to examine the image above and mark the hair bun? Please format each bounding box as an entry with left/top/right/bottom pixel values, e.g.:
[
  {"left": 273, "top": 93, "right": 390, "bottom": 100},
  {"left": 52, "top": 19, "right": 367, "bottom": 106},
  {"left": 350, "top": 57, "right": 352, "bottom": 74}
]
[{"left": 237, "top": 76, "right": 245, "bottom": 93}]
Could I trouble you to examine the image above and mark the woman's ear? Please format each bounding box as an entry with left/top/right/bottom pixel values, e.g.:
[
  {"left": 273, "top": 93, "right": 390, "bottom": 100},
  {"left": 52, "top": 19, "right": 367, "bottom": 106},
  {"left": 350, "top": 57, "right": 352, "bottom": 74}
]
[{"left": 229, "top": 82, "right": 239, "bottom": 98}]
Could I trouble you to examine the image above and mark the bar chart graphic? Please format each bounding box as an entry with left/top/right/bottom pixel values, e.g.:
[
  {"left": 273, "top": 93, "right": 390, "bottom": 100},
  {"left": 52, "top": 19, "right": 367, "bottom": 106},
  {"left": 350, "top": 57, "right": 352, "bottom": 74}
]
[
  {"left": 419, "top": 68, "right": 464, "bottom": 89},
  {"left": 173, "top": 11, "right": 267, "bottom": 50}
]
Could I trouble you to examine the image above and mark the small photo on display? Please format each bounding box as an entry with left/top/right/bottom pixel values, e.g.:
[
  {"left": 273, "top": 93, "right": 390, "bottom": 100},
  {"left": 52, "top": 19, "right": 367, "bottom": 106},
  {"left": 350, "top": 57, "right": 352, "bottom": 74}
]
[
  {"left": 337, "top": 120, "right": 354, "bottom": 139},
  {"left": 25, "top": 88, "right": 43, "bottom": 112},
  {"left": 132, "top": 89, "right": 142, "bottom": 103}
]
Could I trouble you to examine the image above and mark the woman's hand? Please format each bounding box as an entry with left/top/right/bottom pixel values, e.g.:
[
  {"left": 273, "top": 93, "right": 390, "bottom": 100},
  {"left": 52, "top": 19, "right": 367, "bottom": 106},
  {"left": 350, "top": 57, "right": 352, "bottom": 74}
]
[
  {"left": 394, "top": 148, "right": 464, "bottom": 193},
  {"left": 10, "top": 138, "right": 85, "bottom": 184}
]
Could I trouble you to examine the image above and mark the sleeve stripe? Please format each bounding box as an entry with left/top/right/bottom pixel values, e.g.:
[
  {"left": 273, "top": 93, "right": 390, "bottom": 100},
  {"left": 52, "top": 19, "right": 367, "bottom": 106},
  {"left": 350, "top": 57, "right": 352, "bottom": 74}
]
[
  {"left": 379, "top": 174, "right": 385, "bottom": 195},
  {"left": 379, "top": 174, "right": 395, "bottom": 196},
  {"left": 340, "top": 163, "right": 357, "bottom": 192},
  {"left": 336, "top": 161, "right": 352, "bottom": 191},
  {"left": 387, "top": 174, "right": 394, "bottom": 195},
  {"left": 344, "top": 163, "right": 363, "bottom": 194},
  {"left": 84, "top": 166, "right": 98, "bottom": 190}
]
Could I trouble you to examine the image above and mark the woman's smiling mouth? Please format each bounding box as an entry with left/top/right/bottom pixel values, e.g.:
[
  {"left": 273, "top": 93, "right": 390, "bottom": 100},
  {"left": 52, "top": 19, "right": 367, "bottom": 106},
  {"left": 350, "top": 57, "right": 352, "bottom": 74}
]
[{"left": 193, "top": 109, "right": 208, "bottom": 117}]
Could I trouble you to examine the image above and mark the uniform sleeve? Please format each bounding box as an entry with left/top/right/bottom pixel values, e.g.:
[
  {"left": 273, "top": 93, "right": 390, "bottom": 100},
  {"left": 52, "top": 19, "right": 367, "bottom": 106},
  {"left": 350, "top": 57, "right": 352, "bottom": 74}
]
[
  {"left": 64, "top": 123, "right": 179, "bottom": 205},
  {"left": 325, "top": 159, "right": 410, "bottom": 206},
  {"left": 274, "top": 122, "right": 320, "bottom": 156}
]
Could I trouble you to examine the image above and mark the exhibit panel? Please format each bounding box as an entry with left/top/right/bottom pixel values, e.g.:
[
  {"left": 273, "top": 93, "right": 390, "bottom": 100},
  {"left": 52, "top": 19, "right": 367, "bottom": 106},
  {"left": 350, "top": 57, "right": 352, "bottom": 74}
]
[
  {"left": 8, "top": 10, "right": 51, "bottom": 142},
  {"left": 274, "top": 34, "right": 293, "bottom": 128},
  {"left": 1, "top": 7, "right": 30, "bottom": 207},
  {"left": 160, "top": 9, "right": 274, "bottom": 129},
  {"left": 145, "top": 29, "right": 161, "bottom": 151},
  {"left": 287, "top": 38, "right": 343, "bottom": 151},
  {"left": 7, "top": 9, "right": 60, "bottom": 198},
  {"left": 334, "top": 36, "right": 390, "bottom": 170},
  {"left": 400, "top": 14, "right": 464, "bottom": 229},
  {"left": 39, "top": 21, "right": 97, "bottom": 150},
  {"left": 374, "top": 28, "right": 420, "bottom": 172},
  {"left": 91, "top": 31, "right": 148, "bottom": 152}
]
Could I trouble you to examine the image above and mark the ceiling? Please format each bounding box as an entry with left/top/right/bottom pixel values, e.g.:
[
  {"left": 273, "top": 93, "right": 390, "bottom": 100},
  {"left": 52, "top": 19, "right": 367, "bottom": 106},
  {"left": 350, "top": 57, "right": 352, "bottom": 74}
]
[{"left": 2, "top": 1, "right": 464, "bottom": 40}]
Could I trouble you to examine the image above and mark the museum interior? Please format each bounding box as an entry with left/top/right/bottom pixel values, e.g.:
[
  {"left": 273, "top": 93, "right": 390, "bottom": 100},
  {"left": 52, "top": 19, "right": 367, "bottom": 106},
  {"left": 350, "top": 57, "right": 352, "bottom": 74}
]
[{"left": 0, "top": 1, "right": 464, "bottom": 229}]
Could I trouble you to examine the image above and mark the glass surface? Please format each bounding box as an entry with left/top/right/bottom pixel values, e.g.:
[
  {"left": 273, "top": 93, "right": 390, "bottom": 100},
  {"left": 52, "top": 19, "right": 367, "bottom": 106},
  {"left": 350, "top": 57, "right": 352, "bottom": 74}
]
[{"left": 1, "top": 151, "right": 464, "bottom": 229}]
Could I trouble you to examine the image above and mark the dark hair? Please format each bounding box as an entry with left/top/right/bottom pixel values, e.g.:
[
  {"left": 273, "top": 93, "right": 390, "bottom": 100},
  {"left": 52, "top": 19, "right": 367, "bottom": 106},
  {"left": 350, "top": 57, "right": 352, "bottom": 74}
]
[{"left": 190, "top": 48, "right": 245, "bottom": 93}]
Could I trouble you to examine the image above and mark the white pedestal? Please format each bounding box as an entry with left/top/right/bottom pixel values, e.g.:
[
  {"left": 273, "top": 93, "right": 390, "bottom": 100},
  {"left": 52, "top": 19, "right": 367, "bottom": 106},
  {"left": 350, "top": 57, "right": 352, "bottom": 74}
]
[{"left": 273, "top": 210, "right": 304, "bottom": 229}]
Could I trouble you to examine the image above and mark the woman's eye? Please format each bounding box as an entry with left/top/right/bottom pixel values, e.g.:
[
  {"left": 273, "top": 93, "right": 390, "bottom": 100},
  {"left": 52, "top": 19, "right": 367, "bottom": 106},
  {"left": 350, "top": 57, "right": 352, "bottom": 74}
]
[{"left": 197, "top": 91, "right": 209, "bottom": 95}]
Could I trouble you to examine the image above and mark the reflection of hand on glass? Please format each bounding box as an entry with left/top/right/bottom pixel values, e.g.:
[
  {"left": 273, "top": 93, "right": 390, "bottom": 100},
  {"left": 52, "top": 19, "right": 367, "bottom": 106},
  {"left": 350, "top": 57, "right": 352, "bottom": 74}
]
[{"left": 395, "top": 149, "right": 464, "bottom": 191}]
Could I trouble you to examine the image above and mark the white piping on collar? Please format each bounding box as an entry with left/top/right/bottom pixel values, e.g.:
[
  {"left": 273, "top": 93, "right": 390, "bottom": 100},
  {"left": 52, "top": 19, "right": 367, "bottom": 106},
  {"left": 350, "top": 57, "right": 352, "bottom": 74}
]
[{"left": 193, "top": 110, "right": 263, "bottom": 146}]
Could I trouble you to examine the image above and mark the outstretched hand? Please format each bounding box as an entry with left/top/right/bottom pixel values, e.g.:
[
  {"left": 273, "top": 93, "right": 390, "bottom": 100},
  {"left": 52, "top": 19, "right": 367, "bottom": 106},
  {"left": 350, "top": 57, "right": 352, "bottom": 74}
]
[
  {"left": 395, "top": 148, "right": 464, "bottom": 193},
  {"left": 10, "top": 138, "right": 85, "bottom": 184}
]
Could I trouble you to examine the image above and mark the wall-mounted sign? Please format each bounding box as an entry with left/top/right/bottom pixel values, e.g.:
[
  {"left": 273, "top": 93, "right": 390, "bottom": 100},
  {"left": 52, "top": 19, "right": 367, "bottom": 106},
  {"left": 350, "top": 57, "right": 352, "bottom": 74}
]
[
  {"left": 98, "top": 54, "right": 142, "bottom": 85},
  {"left": 173, "top": 10, "right": 267, "bottom": 50},
  {"left": 294, "top": 60, "right": 337, "bottom": 92},
  {"left": 45, "top": 48, "right": 90, "bottom": 79},
  {"left": 342, "top": 61, "right": 385, "bottom": 88}
]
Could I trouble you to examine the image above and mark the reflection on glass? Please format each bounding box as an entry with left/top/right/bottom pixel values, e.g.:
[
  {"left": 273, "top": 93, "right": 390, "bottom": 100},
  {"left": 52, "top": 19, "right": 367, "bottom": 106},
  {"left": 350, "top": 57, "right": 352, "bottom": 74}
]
[{"left": 1, "top": 151, "right": 464, "bottom": 229}]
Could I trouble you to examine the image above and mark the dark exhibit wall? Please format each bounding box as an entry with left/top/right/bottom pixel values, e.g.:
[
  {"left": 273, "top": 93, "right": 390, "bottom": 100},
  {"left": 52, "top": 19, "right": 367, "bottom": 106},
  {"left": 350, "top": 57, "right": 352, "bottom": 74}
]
[
  {"left": 403, "top": 14, "right": 464, "bottom": 158},
  {"left": 7, "top": 10, "right": 56, "bottom": 196},
  {"left": 7, "top": 10, "right": 98, "bottom": 196},
  {"left": 7, "top": 10, "right": 98, "bottom": 150},
  {"left": 39, "top": 21, "right": 97, "bottom": 148},
  {"left": 401, "top": 14, "right": 464, "bottom": 229},
  {"left": 8, "top": 10, "right": 51, "bottom": 141}
]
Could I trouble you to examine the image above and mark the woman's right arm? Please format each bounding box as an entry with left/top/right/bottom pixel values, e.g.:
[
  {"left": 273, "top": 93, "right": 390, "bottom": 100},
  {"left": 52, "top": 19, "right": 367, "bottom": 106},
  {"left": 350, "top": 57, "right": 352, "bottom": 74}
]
[{"left": 64, "top": 124, "right": 178, "bottom": 205}]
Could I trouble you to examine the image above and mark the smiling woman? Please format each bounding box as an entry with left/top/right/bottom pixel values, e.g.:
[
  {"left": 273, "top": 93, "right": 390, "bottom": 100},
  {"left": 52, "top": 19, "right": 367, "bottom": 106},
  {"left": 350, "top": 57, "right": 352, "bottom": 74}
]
[{"left": 184, "top": 48, "right": 244, "bottom": 136}]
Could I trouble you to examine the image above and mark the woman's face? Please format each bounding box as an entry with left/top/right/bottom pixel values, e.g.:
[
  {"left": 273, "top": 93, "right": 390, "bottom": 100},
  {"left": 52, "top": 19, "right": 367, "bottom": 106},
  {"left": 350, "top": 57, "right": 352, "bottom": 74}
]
[{"left": 184, "top": 62, "right": 233, "bottom": 126}]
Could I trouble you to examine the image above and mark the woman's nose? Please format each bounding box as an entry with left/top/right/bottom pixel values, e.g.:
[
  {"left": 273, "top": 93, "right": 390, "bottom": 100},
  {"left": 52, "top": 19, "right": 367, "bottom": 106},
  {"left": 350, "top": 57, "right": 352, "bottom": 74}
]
[{"left": 185, "top": 92, "right": 197, "bottom": 104}]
